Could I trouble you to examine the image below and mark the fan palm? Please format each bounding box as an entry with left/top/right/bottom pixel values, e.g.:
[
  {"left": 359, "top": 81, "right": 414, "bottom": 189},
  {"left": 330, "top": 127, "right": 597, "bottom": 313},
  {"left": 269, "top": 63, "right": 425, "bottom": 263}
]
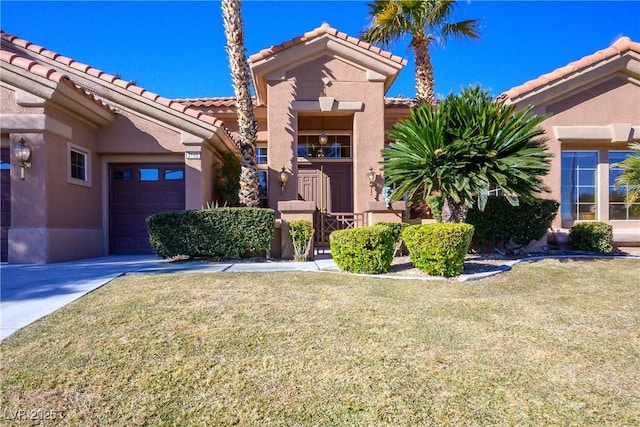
[
  {"left": 613, "top": 142, "right": 640, "bottom": 207},
  {"left": 362, "top": 0, "right": 480, "bottom": 106},
  {"left": 221, "top": 0, "right": 259, "bottom": 207},
  {"left": 382, "top": 87, "right": 552, "bottom": 223}
]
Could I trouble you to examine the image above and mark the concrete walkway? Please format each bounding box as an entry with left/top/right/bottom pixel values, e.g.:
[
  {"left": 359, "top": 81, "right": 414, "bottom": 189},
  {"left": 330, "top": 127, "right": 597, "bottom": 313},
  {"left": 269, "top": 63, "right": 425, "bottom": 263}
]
[{"left": 0, "top": 255, "right": 339, "bottom": 340}]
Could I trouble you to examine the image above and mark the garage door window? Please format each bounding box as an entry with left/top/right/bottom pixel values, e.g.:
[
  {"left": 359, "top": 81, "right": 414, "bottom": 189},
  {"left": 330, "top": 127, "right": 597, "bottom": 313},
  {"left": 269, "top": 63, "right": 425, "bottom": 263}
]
[
  {"left": 165, "top": 169, "right": 184, "bottom": 180},
  {"left": 140, "top": 168, "right": 159, "bottom": 181}
]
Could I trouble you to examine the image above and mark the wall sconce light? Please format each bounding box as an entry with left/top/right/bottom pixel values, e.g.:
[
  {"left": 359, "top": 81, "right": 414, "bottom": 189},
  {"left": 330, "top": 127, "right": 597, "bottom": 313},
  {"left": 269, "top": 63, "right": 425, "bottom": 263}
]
[
  {"left": 13, "top": 137, "right": 32, "bottom": 180},
  {"left": 279, "top": 166, "right": 289, "bottom": 196},
  {"left": 367, "top": 166, "right": 376, "bottom": 195}
]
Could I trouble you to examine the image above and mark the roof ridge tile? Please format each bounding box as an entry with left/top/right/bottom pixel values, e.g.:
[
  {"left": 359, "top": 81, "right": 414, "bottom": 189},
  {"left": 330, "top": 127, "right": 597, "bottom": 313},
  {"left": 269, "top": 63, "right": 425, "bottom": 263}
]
[{"left": 248, "top": 23, "right": 406, "bottom": 66}]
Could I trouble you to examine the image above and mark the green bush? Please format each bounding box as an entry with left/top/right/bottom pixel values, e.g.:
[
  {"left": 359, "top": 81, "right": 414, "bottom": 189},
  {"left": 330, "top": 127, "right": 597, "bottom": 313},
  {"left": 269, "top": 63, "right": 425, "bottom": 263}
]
[
  {"left": 402, "top": 223, "right": 474, "bottom": 277},
  {"left": 147, "top": 207, "right": 275, "bottom": 259},
  {"left": 330, "top": 226, "right": 394, "bottom": 274},
  {"left": 466, "top": 197, "right": 559, "bottom": 252},
  {"left": 569, "top": 222, "right": 614, "bottom": 253},
  {"left": 373, "top": 222, "right": 408, "bottom": 256},
  {"left": 289, "top": 220, "right": 314, "bottom": 261}
]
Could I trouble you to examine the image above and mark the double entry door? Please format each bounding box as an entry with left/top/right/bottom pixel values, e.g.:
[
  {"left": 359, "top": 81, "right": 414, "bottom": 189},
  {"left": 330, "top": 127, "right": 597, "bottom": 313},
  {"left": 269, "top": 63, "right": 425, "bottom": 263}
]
[{"left": 297, "top": 163, "right": 352, "bottom": 213}]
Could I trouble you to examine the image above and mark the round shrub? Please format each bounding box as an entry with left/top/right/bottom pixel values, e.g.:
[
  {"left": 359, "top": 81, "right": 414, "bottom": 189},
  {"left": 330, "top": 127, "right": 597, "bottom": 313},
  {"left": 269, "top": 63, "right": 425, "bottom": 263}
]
[
  {"left": 569, "top": 222, "right": 614, "bottom": 253},
  {"left": 330, "top": 226, "right": 394, "bottom": 274},
  {"left": 402, "top": 223, "right": 474, "bottom": 277},
  {"left": 373, "top": 222, "right": 408, "bottom": 256}
]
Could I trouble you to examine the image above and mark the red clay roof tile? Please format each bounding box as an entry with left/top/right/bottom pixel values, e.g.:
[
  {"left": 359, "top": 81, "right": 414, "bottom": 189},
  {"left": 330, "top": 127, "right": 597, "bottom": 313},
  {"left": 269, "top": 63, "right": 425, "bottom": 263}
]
[
  {"left": 177, "top": 96, "right": 417, "bottom": 109},
  {"left": 1, "top": 47, "right": 113, "bottom": 112},
  {"left": 502, "top": 36, "right": 639, "bottom": 101},
  {"left": 0, "top": 30, "right": 229, "bottom": 133},
  {"left": 248, "top": 23, "right": 406, "bottom": 66}
]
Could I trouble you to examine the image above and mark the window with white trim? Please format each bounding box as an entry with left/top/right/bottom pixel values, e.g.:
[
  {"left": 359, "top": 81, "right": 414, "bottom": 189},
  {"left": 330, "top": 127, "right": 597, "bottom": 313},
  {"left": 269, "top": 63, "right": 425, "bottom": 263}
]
[
  {"left": 561, "top": 151, "right": 598, "bottom": 221},
  {"left": 609, "top": 151, "right": 640, "bottom": 220},
  {"left": 68, "top": 143, "right": 90, "bottom": 186}
]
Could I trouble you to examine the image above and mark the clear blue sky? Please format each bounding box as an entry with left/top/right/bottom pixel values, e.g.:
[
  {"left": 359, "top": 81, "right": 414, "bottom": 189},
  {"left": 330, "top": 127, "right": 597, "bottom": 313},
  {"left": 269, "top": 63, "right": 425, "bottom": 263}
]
[{"left": 1, "top": 1, "right": 639, "bottom": 100}]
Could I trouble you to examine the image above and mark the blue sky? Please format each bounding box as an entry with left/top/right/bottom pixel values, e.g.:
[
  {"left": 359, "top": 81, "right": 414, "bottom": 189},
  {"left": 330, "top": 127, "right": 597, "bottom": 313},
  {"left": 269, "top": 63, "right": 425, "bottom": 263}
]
[{"left": 1, "top": 1, "right": 639, "bottom": 100}]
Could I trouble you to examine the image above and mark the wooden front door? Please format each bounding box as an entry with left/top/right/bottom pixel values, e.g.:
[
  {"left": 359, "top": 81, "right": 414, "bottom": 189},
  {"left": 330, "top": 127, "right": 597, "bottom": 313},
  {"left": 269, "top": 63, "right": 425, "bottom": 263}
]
[{"left": 297, "top": 163, "right": 352, "bottom": 213}]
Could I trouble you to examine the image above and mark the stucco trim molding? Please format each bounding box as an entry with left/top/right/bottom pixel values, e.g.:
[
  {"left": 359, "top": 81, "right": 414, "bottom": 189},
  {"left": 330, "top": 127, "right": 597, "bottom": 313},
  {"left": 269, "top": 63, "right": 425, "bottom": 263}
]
[
  {"left": 0, "top": 113, "right": 72, "bottom": 139},
  {"left": 553, "top": 124, "right": 640, "bottom": 143},
  {"left": 292, "top": 100, "right": 364, "bottom": 112}
]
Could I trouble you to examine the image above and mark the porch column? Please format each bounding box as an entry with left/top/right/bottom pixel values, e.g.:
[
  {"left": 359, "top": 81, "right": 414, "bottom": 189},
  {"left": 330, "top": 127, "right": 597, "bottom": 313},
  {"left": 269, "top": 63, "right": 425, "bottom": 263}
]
[{"left": 278, "top": 200, "right": 316, "bottom": 259}]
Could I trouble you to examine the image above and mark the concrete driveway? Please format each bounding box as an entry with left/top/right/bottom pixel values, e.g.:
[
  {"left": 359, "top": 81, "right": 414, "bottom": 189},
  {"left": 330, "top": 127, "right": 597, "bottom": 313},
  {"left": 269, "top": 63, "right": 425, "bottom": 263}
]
[
  {"left": 0, "top": 255, "right": 337, "bottom": 340},
  {"left": 0, "top": 255, "right": 223, "bottom": 340}
]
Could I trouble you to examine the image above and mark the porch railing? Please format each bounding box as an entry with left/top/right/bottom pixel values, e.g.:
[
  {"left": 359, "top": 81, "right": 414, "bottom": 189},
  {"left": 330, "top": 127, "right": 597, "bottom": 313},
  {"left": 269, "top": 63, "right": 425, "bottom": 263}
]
[{"left": 315, "top": 212, "right": 364, "bottom": 250}]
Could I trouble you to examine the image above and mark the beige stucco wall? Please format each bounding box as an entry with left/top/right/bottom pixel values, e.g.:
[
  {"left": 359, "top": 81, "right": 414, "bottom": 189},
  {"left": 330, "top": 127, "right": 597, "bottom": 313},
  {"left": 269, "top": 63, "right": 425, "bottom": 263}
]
[
  {"left": 534, "top": 77, "right": 640, "bottom": 244},
  {"left": 2, "top": 90, "right": 106, "bottom": 262},
  {"left": 265, "top": 54, "right": 388, "bottom": 214}
]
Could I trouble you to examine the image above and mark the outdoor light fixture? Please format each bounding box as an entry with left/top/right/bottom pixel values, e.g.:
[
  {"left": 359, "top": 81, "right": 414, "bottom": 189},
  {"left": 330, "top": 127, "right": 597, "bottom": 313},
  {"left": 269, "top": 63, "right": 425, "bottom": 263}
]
[
  {"left": 279, "top": 166, "right": 289, "bottom": 196},
  {"left": 367, "top": 166, "right": 376, "bottom": 195},
  {"left": 317, "top": 132, "right": 328, "bottom": 158},
  {"left": 13, "top": 137, "right": 32, "bottom": 180}
]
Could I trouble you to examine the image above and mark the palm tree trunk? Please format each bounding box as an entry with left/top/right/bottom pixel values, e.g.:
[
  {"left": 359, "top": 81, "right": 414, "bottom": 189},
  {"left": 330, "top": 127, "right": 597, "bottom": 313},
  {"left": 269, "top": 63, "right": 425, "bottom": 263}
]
[
  {"left": 441, "top": 195, "right": 469, "bottom": 223},
  {"left": 412, "top": 35, "right": 436, "bottom": 107},
  {"left": 221, "top": 0, "right": 259, "bottom": 207}
]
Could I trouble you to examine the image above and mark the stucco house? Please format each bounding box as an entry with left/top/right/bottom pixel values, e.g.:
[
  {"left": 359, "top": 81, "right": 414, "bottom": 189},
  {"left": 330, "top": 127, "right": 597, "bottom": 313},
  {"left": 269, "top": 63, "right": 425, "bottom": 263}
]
[
  {"left": 499, "top": 36, "right": 640, "bottom": 246},
  {"left": 1, "top": 24, "right": 638, "bottom": 264},
  {"left": 0, "top": 31, "right": 238, "bottom": 263}
]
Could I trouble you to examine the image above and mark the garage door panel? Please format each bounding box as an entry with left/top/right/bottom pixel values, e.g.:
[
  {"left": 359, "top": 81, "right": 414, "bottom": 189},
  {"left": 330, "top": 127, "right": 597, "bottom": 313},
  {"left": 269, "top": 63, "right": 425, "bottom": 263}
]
[{"left": 110, "top": 163, "right": 185, "bottom": 254}]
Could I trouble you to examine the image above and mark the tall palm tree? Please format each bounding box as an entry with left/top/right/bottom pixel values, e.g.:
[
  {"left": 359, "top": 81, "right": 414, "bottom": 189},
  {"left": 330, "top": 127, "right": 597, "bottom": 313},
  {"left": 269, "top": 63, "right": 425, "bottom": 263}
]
[
  {"left": 613, "top": 142, "right": 640, "bottom": 208},
  {"left": 221, "top": 0, "right": 259, "bottom": 207},
  {"left": 382, "top": 87, "right": 552, "bottom": 223},
  {"left": 362, "top": 0, "right": 480, "bottom": 106}
]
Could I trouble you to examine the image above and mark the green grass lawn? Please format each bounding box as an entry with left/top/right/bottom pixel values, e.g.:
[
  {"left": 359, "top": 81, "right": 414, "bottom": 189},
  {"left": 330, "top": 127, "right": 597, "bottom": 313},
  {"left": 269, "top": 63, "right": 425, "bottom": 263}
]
[{"left": 2, "top": 258, "right": 639, "bottom": 426}]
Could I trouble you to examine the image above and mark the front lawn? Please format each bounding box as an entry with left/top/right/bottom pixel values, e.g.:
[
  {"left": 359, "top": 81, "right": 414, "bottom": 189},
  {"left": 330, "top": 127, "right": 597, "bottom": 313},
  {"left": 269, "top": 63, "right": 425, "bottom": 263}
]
[{"left": 1, "top": 258, "right": 639, "bottom": 425}]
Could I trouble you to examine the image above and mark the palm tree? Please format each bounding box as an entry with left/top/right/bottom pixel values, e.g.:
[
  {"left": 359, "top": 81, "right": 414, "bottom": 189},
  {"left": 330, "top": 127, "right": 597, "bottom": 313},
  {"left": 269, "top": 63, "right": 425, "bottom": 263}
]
[
  {"left": 221, "top": 0, "right": 259, "bottom": 207},
  {"left": 613, "top": 142, "right": 640, "bottom": 208},
  {"left": 382, "top": 87, "right": 552, "bottom": 223},
  {"left": 362, "top": 0, "right": 480, "bottom": 106}
]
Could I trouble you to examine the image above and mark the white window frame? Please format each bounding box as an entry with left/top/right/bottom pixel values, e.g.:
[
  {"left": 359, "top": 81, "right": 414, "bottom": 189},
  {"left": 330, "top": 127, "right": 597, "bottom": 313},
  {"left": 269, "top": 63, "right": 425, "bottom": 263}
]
[
  {"left": 67, "top": 142, "right": 91, "bottom": 187},
  {"left": 609, "top": 150, "right": 639, "bottom": 221},
  {"left": 561, "top": 150, "right": 599, "bottom": 223}
]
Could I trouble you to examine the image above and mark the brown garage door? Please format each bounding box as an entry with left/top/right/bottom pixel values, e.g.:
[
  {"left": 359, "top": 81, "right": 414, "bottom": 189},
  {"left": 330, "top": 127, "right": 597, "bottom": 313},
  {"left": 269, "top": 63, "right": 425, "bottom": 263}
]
[
  {"left": 109, "top": 163, "right": 185, "bottom": 254},
  {"left": 1, "top": 149, "right": 10, "bottom": 262}
]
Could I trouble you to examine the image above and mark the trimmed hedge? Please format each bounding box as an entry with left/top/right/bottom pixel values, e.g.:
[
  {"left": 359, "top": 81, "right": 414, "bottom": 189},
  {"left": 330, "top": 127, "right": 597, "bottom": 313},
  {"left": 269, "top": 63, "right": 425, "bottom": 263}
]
[
  {"left": 466, "top": 197, "right": 559, "bottom": 252},
  {"left": 147, "top": 207, "right": 275, "bottom": 259},
  {"left": 569, "top": 222, "right": 614, "bottom": 254},
  {"left": 330, "top": 226, "right": 394, "bottom": 274},
  {"left": 374, "top": 222, "right": 408, "bottom": 256},
  {"left": 289, "top": 220, "right": 314, "bottom": 261},
  {"left": 402, "top": 223, "right": 474, "bottom": 277}
]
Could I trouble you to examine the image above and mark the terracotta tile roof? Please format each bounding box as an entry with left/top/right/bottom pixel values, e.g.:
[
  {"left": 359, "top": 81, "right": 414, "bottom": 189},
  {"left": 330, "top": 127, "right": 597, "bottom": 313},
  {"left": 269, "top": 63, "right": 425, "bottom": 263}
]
[
  {"left": 0, "top": 48, "right": 113, "bottom": 112},
  {"left": 176, "top": 97, "right": 258, "bottom": 108},
  {"left": 177, "top": 96, "right": 417, "bottom": 109},
  {"left": 500, "top": 36, "right": 640, "bottom": 101},
  {"left": 248, "top": 23, "right": 407, "bottom": 66},
  {"left": 384, "top": 97, "right": 417, "bottom": 108},
  {"left": 0, "top": 30, "right": 227, "bottom": 130}
]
